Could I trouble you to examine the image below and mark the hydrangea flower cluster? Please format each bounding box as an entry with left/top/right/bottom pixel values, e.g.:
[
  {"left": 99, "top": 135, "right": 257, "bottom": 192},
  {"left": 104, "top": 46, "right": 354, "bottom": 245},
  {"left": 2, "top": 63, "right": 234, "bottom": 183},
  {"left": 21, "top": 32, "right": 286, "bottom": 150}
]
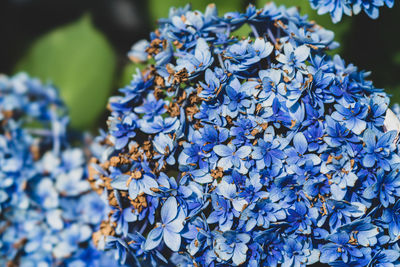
[
  {"left": 309, "top": 0, "right": 395, "bottom": 23},
  {"left": 0, "top": 73, "right": 118, "bottom": 266},
  {"left": 90, "top": 3, "right": 400, "bottom": 267}
]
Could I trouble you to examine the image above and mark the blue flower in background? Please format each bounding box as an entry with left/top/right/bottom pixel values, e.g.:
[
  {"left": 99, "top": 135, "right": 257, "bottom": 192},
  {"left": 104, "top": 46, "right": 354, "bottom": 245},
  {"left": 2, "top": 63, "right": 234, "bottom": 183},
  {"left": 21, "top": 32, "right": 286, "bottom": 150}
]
[
  {"left": 128, "top": 39, "right": 149, "bottom": 63},
  {"left": 0, "top": 73, "right": 118, "bottom": 266},
  {"left": 310, "top": 0, "right": 353, "bottom": 23},
  {"left": 310, "top": 0, "right": 395, "bottom": 23},
  {"left": 356, "top": 0, "right": 395, "bottom": 19}
]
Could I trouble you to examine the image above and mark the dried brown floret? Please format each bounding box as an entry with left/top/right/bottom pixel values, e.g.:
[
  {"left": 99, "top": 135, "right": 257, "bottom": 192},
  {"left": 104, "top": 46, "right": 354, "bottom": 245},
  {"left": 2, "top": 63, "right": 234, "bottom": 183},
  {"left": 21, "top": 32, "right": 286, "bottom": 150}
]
[{"left": 167, "top": 102, "right": 180, "bottom": 117}]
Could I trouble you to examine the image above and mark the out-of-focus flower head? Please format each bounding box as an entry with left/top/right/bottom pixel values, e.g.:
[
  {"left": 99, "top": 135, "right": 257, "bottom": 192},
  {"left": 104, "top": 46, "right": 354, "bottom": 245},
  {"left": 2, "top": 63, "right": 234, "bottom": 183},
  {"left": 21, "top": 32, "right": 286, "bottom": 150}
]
[
  {"left": 91, "top": 3, "right": 400, "bottom": 266},
  {"left": 0, "top": 73, "right": 119, "bottom": 266},
  {"left": 309, "top": 0, "right": 395, "bottom": 23}
]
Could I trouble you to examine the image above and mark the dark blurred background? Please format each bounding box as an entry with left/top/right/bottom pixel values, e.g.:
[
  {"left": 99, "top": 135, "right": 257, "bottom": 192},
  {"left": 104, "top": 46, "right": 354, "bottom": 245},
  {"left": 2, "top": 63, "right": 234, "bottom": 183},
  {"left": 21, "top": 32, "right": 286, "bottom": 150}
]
[{"left": 0, "top": 0, "right": 399, "bottom": 131}]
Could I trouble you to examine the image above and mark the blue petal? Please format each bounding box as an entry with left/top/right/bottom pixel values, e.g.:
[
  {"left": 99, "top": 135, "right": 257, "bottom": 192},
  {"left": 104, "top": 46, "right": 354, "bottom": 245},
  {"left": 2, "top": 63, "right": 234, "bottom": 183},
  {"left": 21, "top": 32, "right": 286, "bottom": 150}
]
[
  {"left": 235, "top": 146, "right": 252, "bottom": 158},
  {"left": 163, "top": 228, "right": 181, "bottom": 251},
  {"left": 110, "top": 174, "right": 130, "bottom": 190},
  {"left": 232, "top": 242, "right": 248, "bottom": 265},
  {"left": 161, "top": 197, "right": 178, "bottom": 224},
  {"left": 145, "top": 226, "right": 163, "bottom": 250},
  {"left": 115, "top": 136, "right": 129, "bottom": 150},
  {"left": 213, "top": 144, "right": 233, "bottom": 157},
  {"left": 362, "top": 154, "right": 376, "bottom": 168},
  {"left": 293, "top": 132, "right": 308, "bottom": 155},
  {"left": 381, "top": 249, "right": 400, "bottom": 262}
]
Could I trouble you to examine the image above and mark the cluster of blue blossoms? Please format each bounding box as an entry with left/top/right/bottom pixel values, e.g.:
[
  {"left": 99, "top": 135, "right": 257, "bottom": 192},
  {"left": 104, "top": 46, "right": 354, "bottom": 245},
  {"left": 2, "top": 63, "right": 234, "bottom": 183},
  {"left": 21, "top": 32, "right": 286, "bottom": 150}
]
[
  {"left": 309, "top": 0, "right": 395, "bottom": 23},
  {"left": 0, "top": 73, "right": 118, "bottom": 266},
  {"left": 89, "top": 3, "right": 400, "bottom": 267}
]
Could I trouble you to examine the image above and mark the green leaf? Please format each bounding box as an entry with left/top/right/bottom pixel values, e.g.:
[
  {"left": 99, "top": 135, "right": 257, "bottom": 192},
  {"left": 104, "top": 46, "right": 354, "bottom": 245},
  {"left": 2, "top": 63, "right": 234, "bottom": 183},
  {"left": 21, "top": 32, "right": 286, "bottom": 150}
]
[
  {"left": 388, "top": 85, "right": 400, "bottom": 106},
  {"left": 393, "top": 51, "right": 400, "bottom": 66},
  {"left": 15, "top": 15, "right": 116, "bottom": 130},
  {"left": 148, "top": 0, "right": 243, "bottom": 26}
]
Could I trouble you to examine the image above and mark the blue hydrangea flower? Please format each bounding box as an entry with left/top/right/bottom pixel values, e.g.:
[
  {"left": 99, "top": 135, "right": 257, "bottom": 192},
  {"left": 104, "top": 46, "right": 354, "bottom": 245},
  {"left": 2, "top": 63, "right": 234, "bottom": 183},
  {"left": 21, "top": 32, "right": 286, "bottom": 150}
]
[{"left": 90, "top": 3, "right": 400, "bottom": 267}]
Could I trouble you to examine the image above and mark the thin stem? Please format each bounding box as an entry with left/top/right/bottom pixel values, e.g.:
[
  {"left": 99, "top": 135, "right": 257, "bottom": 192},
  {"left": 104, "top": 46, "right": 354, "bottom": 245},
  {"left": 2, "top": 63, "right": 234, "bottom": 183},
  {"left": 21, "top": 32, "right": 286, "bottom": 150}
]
[
  {"left": 226, "top": 25, "right": 231, "bottom": 38},
  {"left": 50, "top": 109, "right": 61, "bottom": 156},
  {"left": 267, "top": 28, "right": 276, "bottom": 44},
  {"left": 250, "top": 24, "right": 260, "bottom": 38},
  {"left": 25, "top": 128, "right": 53, "bottom": 136},
  {"left": 139, "top": 220, "right": 148, "bottom": 234},
  {"left": 218, "top": 53, "right": 225, "bottom": 71}
]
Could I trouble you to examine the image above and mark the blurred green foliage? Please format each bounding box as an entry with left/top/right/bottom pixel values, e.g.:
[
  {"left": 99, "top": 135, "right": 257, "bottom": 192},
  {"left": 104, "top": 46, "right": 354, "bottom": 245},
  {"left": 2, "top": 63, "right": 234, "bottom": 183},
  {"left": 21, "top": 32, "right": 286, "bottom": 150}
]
[{"left": 15, "top": 15, "right": 116, "bottom": 130}]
